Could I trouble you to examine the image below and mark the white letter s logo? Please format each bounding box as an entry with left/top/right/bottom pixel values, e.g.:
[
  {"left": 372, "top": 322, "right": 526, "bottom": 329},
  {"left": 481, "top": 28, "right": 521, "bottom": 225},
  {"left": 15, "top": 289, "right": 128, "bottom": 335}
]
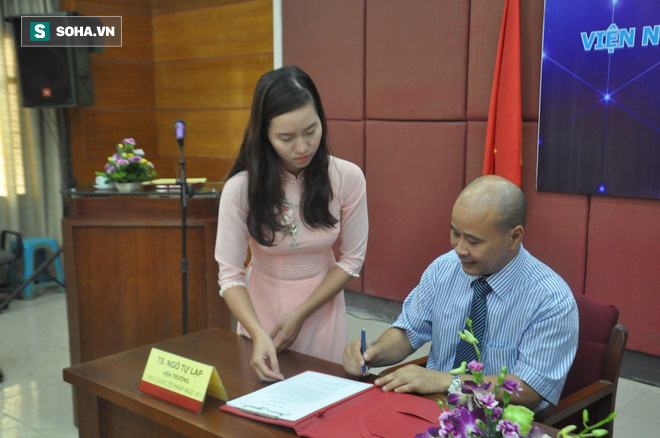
[{"left": 35, "top": 24, "right": 46, "bottom": 39}]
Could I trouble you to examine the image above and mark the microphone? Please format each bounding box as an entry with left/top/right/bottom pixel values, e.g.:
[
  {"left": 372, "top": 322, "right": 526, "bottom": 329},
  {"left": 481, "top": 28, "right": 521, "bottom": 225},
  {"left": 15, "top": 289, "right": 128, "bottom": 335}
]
[{"left": 175, "top": 120, "right": 185, "bottom": 147}]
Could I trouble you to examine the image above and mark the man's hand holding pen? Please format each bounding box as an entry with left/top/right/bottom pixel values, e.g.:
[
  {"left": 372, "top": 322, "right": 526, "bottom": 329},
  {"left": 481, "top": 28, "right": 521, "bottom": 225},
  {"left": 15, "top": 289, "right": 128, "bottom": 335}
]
[{"left": 343, "top": 335, "right": 378, "bottom": 377}]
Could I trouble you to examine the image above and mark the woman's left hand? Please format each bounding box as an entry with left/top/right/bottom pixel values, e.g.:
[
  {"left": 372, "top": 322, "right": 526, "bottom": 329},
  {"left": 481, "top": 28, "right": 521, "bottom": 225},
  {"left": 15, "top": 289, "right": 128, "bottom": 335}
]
[{"left": 270, "top": 309, "right": 306, "bottom": 352}]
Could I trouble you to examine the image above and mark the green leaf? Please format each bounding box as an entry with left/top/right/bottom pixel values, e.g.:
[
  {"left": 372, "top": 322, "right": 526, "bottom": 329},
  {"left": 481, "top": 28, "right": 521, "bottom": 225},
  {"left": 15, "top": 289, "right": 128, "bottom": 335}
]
[{"left": 450, "top": 362, "right": 467, "bottom": 374}]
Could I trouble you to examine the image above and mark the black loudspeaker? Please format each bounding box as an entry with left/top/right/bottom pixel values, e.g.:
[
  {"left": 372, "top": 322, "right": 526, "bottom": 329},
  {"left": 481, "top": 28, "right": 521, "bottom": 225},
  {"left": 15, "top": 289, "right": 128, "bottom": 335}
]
[{"left": 12, "top": 45, "right": 94, "bottom": 108}]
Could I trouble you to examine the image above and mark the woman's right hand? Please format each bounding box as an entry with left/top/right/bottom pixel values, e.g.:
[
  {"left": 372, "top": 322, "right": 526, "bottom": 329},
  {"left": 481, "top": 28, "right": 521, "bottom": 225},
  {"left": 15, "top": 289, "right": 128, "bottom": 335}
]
[{"left": 250, "top": 331, "right": 285, "bottom": 382}]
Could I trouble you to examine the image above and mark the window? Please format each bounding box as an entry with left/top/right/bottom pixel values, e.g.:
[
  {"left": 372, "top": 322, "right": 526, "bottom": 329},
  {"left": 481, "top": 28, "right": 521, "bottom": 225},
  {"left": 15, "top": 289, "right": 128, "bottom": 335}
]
[{"left": 0, "top": 32, "right": 25, "bottom": 196}]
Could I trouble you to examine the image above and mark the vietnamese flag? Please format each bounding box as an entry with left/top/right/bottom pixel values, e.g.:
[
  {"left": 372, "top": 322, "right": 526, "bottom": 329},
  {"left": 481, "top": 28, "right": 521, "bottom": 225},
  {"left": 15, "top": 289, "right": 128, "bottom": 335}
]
[{"left": 483, "top": 0, "right": 522, "bottom": 187}]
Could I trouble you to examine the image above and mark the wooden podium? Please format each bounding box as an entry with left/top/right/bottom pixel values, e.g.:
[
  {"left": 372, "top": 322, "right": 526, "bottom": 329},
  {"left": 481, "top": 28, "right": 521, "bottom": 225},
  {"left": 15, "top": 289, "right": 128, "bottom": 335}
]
[{"left": 62, "top": 183, "right": 231, "bottom": 367}]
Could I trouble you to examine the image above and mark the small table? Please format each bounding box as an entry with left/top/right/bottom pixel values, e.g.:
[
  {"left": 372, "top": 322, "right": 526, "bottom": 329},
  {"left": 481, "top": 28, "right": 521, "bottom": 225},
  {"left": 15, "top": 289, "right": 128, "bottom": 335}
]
[{"left": 63, "top": 328, "right": 561, "bottom": 438}]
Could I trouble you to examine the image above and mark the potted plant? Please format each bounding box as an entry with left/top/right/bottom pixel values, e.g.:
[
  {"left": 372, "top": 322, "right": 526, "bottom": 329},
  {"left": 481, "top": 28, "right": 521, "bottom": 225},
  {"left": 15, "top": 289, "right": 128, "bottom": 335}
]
[{"left": 95, "top": 138, "right": 157, "bottom": 191}]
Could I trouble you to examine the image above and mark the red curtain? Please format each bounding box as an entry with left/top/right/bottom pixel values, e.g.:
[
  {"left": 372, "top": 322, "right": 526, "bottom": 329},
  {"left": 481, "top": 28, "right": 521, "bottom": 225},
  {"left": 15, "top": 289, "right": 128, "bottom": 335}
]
[{"left": 483, "top": 0, "right": 522, "bottom": 187}]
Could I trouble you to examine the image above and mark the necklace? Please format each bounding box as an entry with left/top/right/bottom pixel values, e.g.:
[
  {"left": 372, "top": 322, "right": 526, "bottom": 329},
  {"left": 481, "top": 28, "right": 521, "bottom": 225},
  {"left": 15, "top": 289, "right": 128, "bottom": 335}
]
[{"left": 283, "top": 174, "right": 304, "bottom": 184}]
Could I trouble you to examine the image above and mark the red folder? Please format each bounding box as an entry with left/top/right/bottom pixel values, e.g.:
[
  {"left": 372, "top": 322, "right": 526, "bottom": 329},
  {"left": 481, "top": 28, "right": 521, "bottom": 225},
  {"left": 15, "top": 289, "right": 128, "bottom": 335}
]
[{"left": 221, "top": 384, "right": 444, "bottom": 438}]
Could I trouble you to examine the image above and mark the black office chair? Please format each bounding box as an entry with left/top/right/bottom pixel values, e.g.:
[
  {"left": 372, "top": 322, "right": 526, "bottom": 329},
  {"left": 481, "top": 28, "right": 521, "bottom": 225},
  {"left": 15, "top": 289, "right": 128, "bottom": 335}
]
[
  {"left": 1, "top": 230, "right": 23, "bottom": 306},
  {"left": 0, "top": 230, "right": 23, "bottom": 383}
]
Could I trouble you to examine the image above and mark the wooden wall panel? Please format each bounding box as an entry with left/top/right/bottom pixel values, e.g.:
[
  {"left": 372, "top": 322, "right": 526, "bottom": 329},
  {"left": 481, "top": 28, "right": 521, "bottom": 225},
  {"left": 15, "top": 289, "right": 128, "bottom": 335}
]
[
  {"left": 152, "top": 0, "right": 238, "bottom": 14},
  {"left": 92, "top": 61, "right": 155, "bottom": 109},
  {"left": 585, "top": 197, "right": 660, "bottom": 355},
  {"left": 465, "top": 121, "right": 487, "bottom": 186},
  {"left": 98, "top": 13, "right": 154, "bottom": 63},
  {"left": 153, "top": 0, "right": 272, "bottom": 62},
  {"left": 466, "top": 0, "right": 502, "bottom": 121},
  {"left": 282, "top": 0, "right": 365, "bottom": 120},
  {"left": 154, "top": 55, "right": 272, "bottom": 110},
  {"left": 326, "top": 120, "right": 365, "bottom": 171},
  {"left": 84, "top": 110, "right": 158, "bottom": 159},
  {"left": 72, "top": 0, "right": 152, "bottom": 13},
  {"left": 67, "top": 0, "right": 273, "bottom": 185},
  {"left": 365, "top": 0, "right": 469, "bottom": 120},
  {"left": 155, "top": 109, "right": 249, "bottom": 163}
]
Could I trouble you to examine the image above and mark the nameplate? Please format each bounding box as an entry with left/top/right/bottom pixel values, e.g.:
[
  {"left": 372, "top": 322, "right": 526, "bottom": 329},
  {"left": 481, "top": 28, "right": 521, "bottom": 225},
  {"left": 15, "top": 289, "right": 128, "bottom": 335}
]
[{"left": 139, "top": 348, "right": 228, "bottom": 413}]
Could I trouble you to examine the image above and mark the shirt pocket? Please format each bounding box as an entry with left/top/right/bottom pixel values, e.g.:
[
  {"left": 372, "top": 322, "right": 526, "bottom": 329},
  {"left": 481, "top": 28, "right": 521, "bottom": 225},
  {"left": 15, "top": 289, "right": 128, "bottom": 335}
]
[{"left": 483, "top": 343, "right": 517, "bottom": 374}]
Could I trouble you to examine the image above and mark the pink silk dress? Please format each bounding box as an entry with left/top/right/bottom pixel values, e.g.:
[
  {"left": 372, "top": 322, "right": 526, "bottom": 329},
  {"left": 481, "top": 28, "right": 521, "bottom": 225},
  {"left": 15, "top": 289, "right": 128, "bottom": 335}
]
[{"left": 215, "top": 156, "right": 368, "bottom": 363}]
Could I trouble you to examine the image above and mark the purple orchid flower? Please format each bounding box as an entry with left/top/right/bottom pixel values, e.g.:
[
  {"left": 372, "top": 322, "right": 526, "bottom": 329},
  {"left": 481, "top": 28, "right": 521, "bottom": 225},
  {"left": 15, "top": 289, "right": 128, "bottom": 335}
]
[
  {"left": 123, "top": 138, "right": 136, "bottom": 145},
  {"left": 496, "top": 419, "right": 521, "bottom": 438},
  {"left": 129, "top": 155, "right": 142, "bottom": 163},
  {"left": 452, "top": 406, "right": 487, "bottom": 437},
  {"left": 447, "top": 391, "right": 468, "bottom": 406},
  {"left": 501, "top": 379, "right": 522, "bottom": 396},
  {"left": 415, "top": 426, "right": 441, "bottom": 438},
  {"left": 462, "top": 380, "right": 492, "bottom": 394}
]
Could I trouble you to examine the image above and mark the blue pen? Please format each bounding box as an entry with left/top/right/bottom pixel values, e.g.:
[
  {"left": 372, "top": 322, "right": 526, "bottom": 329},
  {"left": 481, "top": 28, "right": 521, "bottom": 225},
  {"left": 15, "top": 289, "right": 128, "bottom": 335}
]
[{"left": 361, "top": 328, "right": 367, "bottom": 376}]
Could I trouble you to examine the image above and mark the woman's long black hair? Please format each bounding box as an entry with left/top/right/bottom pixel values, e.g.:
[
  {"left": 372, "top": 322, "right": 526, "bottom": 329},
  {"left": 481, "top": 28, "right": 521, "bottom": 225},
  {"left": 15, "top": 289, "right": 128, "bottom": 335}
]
[{"left": 227, "top": 66, "right": 337, "bottom": 246}]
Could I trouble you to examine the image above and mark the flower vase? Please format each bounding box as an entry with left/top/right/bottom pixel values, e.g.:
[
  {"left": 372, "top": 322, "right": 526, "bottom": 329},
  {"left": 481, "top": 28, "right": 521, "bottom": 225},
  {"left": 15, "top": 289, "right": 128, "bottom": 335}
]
[{"left": 114, "top": 182, "right": 143, "bottom": 192}]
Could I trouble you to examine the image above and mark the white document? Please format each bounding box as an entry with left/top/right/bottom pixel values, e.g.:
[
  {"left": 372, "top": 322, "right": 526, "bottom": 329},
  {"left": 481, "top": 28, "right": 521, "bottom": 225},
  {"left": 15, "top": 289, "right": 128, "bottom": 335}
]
[{"left": 226, "top": 371, "right": 372, "bottom": 421}]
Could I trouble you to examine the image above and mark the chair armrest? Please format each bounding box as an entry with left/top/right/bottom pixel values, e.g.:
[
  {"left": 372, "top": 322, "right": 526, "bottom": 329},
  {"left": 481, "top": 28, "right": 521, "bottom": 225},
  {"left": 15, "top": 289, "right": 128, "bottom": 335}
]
[
  {"left": 535, "top": 380, "right": 615, "bottom": 425},
  {"left": 377, "top": 355, "right": 429, "bottom": 377}
]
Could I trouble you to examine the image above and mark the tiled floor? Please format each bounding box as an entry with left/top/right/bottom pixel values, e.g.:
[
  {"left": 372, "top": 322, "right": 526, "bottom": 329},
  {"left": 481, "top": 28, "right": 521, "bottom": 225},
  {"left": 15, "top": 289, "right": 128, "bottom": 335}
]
[{"left": 1, "top": 289, "right": 659, "bottom": 437}]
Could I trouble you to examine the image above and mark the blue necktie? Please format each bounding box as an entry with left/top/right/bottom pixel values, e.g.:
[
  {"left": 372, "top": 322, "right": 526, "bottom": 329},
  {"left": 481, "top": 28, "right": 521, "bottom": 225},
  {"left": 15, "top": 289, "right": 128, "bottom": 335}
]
[{"left": 453, "top": 278, "right": 492, "bottom": 368}]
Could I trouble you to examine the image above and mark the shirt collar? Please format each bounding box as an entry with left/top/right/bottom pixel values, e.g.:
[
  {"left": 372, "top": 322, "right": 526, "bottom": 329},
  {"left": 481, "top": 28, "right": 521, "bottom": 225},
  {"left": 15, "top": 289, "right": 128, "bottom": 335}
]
[{"left": 475, "top": 244, "right": 527, "bottom": 299}]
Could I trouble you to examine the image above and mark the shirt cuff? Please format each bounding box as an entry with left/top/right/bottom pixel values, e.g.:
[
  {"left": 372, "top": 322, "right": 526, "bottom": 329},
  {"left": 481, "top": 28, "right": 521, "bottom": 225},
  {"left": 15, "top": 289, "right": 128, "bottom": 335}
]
[
  {"left": 515, "top": 361, "right": 563, "bottom": 405},
  {"left": 336, "top": 262, "right": 360, "bottom": 278},
  {"left": 219, "top": 281, "right": 247, "bottom": 297}
]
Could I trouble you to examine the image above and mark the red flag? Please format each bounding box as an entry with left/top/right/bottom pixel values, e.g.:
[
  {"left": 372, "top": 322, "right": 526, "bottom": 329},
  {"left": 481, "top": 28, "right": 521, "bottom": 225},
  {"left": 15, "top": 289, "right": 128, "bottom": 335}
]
[{"left": 483, "top": 0, "right": 522, "bottom": 187}]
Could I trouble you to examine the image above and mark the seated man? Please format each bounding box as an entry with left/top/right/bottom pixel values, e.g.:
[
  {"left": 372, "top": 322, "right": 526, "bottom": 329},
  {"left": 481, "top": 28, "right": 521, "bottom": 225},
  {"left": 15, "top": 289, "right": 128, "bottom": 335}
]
[{"left": 343, "top": 175, "right": 578, "bottom": 411}]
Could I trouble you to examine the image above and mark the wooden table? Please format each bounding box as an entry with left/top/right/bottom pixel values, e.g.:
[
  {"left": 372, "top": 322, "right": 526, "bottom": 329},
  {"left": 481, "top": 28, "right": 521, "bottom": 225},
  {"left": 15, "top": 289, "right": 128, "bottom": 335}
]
[{"left": 63, "top": 328, "right": 561, "bottom": 438}]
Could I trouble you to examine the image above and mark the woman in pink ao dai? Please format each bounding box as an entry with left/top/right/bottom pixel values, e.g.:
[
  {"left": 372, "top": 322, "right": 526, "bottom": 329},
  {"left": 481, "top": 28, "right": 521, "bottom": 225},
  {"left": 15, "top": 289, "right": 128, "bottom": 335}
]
[{"left": 215, "top": 66, "right": 368, "bottom": 382}]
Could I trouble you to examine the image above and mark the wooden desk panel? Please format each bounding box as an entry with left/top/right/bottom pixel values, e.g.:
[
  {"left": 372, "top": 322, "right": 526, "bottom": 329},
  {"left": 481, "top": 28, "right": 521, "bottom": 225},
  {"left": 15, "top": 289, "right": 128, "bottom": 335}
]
[{"left": 63, "top": 191, "right": 230, "bottom": 367}]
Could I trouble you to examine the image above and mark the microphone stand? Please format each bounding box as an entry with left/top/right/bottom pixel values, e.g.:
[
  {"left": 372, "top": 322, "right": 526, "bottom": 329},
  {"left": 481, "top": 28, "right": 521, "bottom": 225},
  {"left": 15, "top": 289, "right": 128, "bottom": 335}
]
[{"left": 177, "top": 139, "right": 192, "bottom": 335}]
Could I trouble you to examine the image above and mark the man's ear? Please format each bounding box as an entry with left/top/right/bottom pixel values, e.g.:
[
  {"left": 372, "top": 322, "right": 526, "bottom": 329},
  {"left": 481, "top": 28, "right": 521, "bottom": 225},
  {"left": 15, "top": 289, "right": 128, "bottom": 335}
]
[{"left": 510, "top": 225, "right": 524, "bottom": 247}]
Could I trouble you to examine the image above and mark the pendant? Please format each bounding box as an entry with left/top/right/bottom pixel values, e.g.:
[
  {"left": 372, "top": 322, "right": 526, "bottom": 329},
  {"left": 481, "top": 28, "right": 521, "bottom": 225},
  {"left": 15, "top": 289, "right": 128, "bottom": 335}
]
[{"left": 288, "top": 223, "right": 299, "bottom": 249}]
